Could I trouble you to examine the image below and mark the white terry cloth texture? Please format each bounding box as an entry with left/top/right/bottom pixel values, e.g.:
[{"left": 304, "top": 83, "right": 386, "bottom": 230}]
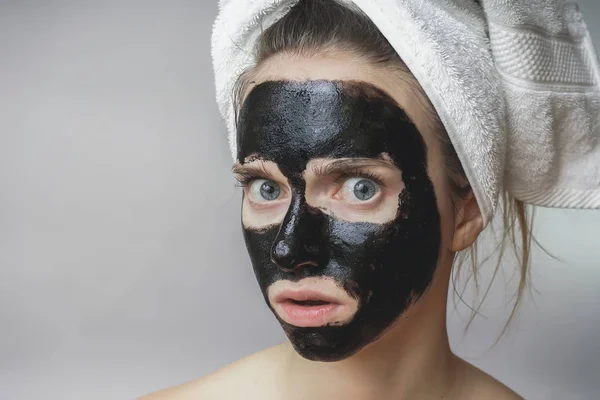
[{"left": 211, "top": 0, "right": 600, "bottom": 226}]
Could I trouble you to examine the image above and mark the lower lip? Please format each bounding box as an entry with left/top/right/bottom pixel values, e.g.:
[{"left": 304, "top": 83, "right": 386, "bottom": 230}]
[{"left": 277, "top": 300, "right": 341, "bottom": 327}]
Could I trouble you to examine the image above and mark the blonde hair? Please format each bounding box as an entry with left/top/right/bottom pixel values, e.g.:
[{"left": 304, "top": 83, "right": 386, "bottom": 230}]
[{"left": 453, "top": 193, "right": 535, "bottom": 339}]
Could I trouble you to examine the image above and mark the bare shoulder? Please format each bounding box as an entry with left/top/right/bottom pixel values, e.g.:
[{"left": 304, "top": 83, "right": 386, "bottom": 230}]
[
  {"left": 137, "top": 343, "right": 289, "bottom": 400},
  {"left": 456, "top": 357, "right": 523, "bottom": 400}
]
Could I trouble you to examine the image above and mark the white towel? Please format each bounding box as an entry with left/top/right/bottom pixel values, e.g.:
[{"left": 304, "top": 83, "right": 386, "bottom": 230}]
[{"left": 211, "top": 0, "right": 600, "bottom": 225}]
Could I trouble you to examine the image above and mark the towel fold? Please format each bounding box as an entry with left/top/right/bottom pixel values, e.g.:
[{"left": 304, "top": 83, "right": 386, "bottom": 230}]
[{"left": 212, "top": 0, "right": 600, "bottom": 225}]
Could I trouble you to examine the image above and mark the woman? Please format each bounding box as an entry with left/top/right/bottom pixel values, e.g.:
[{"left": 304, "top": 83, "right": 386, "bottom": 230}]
[{"left": 142, "top": 0, "right": 600, "bottom": 398}]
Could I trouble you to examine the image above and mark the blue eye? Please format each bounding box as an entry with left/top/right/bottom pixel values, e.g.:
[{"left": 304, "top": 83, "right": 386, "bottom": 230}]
[
  {"left": 250, "top": 179, "right": 281, "bottom": 201},
  {"left": 343, "top": 178, "right": 378, "bottom": 201}
]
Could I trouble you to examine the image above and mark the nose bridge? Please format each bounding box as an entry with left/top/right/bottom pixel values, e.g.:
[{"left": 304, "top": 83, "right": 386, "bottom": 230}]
[{"left": 270, "top": 191, "right": 325, "bottom": 272}]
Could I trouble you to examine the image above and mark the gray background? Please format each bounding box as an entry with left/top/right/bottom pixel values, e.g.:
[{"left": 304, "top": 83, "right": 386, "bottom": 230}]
[{"left": 1, "top": 1, "right": 599, "bottom": 399}]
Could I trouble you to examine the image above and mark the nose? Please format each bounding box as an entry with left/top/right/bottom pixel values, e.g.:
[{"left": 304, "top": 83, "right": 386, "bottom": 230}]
[{"left": 270, "top": 196, "right": 326, "bottom": 273}]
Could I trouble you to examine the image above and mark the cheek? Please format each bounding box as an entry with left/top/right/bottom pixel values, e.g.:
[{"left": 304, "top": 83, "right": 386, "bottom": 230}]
[
  {"left": 419, "top": 134, "right": 457, "bottom": 251},
  {"left": 241, "top": 195, "right": 289, "bottom": 229},
  {"left": 426, "top": 164, "right": 456, "bottom": 250},
  {"left": 437, "top": 201, "right": 457, "bottom": 252}
]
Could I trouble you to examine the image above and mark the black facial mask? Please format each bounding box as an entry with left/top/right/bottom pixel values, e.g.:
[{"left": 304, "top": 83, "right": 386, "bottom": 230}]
[{"left": 237, "top": 80, "right": 441, "bottom": 361}]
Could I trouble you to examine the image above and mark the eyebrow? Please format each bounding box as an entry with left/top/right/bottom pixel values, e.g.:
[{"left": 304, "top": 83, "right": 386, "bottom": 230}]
[
  {"left": 231, "top": 162, "right": 271, "bottom": 177},
  {"left": 232, "top": 157, "right": 398, "bottom": 178},
  {"left": 311, "top": 158, "right": 398, "bottom": 176}
]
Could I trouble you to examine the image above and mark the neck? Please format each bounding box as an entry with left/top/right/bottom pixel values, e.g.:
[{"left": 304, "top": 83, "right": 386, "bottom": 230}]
[{"left": 284, "top": 262, "right": 462, "bottom": 399}]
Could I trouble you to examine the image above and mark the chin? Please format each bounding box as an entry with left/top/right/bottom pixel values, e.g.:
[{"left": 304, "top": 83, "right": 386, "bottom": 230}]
[
  {"left": 290, "top": 341, "right": 362, "bottom": 362},
  {"left": 281, "top": 305, "right": 420, "bottom": 362},
  {"left": 281, "top": 322, "right": 387, "bottom": 362}
]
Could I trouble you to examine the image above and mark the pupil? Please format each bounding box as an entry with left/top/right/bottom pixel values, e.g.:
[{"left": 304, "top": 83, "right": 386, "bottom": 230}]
[
  {"left": 260, "top": 181, "right": 280, "bottom": 200},
  {"left": 354, "top": 180, "right": 376, "bottom": 201},
  {"left": 263, "top": 184, "right": 275, "bottom": 194}
]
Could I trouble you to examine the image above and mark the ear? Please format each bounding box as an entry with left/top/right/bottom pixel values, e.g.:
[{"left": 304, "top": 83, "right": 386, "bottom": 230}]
[{"left": 451, "top": 190, "right": 484, "bottom": 252}]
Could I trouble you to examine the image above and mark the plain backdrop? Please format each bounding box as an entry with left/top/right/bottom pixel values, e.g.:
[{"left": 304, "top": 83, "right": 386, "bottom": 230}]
[{"left": 1, "top": 1, "right": 599, "bottom": 399}]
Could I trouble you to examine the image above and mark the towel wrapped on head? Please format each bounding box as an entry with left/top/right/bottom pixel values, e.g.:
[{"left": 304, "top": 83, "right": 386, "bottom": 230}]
[{"left": 211, "top": 0, "right": 600, "bottom": 226}]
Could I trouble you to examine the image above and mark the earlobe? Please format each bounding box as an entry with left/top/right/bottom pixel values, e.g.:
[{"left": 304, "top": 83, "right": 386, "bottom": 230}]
[{"left": 450, "top": 191, "right": 484, "bottom": 252}]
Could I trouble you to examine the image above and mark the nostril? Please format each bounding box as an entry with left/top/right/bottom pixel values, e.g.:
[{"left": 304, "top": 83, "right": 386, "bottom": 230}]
[
  {"left": 304, "top": 243, "right": 319, "bottom": 255},
  {"left": 271, "top": 237, "right": 323, "bottom": 272}
]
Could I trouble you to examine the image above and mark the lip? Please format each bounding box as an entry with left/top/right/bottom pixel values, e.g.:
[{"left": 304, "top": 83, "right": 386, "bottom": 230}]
[
  {"left": 273, "top": 289, "right": 342, "bottom": 305},
  {"left": 268, "top": 278, "right": 359, "bottom": 328}
]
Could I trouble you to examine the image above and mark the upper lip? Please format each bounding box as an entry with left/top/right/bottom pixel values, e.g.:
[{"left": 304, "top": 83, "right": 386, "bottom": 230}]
[{"left": 273, "top": 289, "right": 341, "bottom": 304}]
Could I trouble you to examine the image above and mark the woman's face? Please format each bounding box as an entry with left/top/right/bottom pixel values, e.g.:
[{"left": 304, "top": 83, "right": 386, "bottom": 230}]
[{"left": 234, "top": 52, "right": 458, "bottom": 362}]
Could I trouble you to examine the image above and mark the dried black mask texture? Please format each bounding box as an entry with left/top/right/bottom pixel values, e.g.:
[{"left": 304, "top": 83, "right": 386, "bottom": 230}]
[{"left": 237, "top": 80, "right": 441, "bottom": 361}]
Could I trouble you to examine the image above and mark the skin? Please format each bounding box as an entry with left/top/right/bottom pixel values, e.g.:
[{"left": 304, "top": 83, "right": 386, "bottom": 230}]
[
  {"left": 140, "top": 51, "right": 523, "bottom": 400},
  {"left": 237, "top": 79, "right": 442, "bottom": 362}
]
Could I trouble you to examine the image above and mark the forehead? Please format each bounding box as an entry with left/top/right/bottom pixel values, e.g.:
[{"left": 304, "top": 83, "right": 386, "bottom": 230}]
[{"left": 237, "top": 80, "right": 421, "bottom": 170}]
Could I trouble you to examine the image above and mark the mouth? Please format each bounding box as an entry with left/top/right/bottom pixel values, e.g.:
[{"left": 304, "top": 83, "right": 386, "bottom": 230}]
[
  {"left": 268, "top": 278, "right": 359, "bottom": 328},
  {"left": 286, "top": 299, "right": 331, "bottom": 306}
]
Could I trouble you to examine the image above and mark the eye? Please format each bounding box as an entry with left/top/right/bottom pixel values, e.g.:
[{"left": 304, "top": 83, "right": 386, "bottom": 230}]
[
  {"left": 342, "top": 178, "right": 379, "bottom": 201},
  {"left": 249, "top": 179, "right": 281, "bottom": 202}
]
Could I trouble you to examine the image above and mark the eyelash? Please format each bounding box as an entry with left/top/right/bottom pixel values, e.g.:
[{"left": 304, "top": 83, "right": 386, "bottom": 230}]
[
  {"left": 332, "top": 169, "right": 385, "bottom": 186},
  {"left": 235, "top": 170, "right": 386, "bottom": 188},
  {"left": 234, "top": 173, "right": 264, "bottom": 187}
]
